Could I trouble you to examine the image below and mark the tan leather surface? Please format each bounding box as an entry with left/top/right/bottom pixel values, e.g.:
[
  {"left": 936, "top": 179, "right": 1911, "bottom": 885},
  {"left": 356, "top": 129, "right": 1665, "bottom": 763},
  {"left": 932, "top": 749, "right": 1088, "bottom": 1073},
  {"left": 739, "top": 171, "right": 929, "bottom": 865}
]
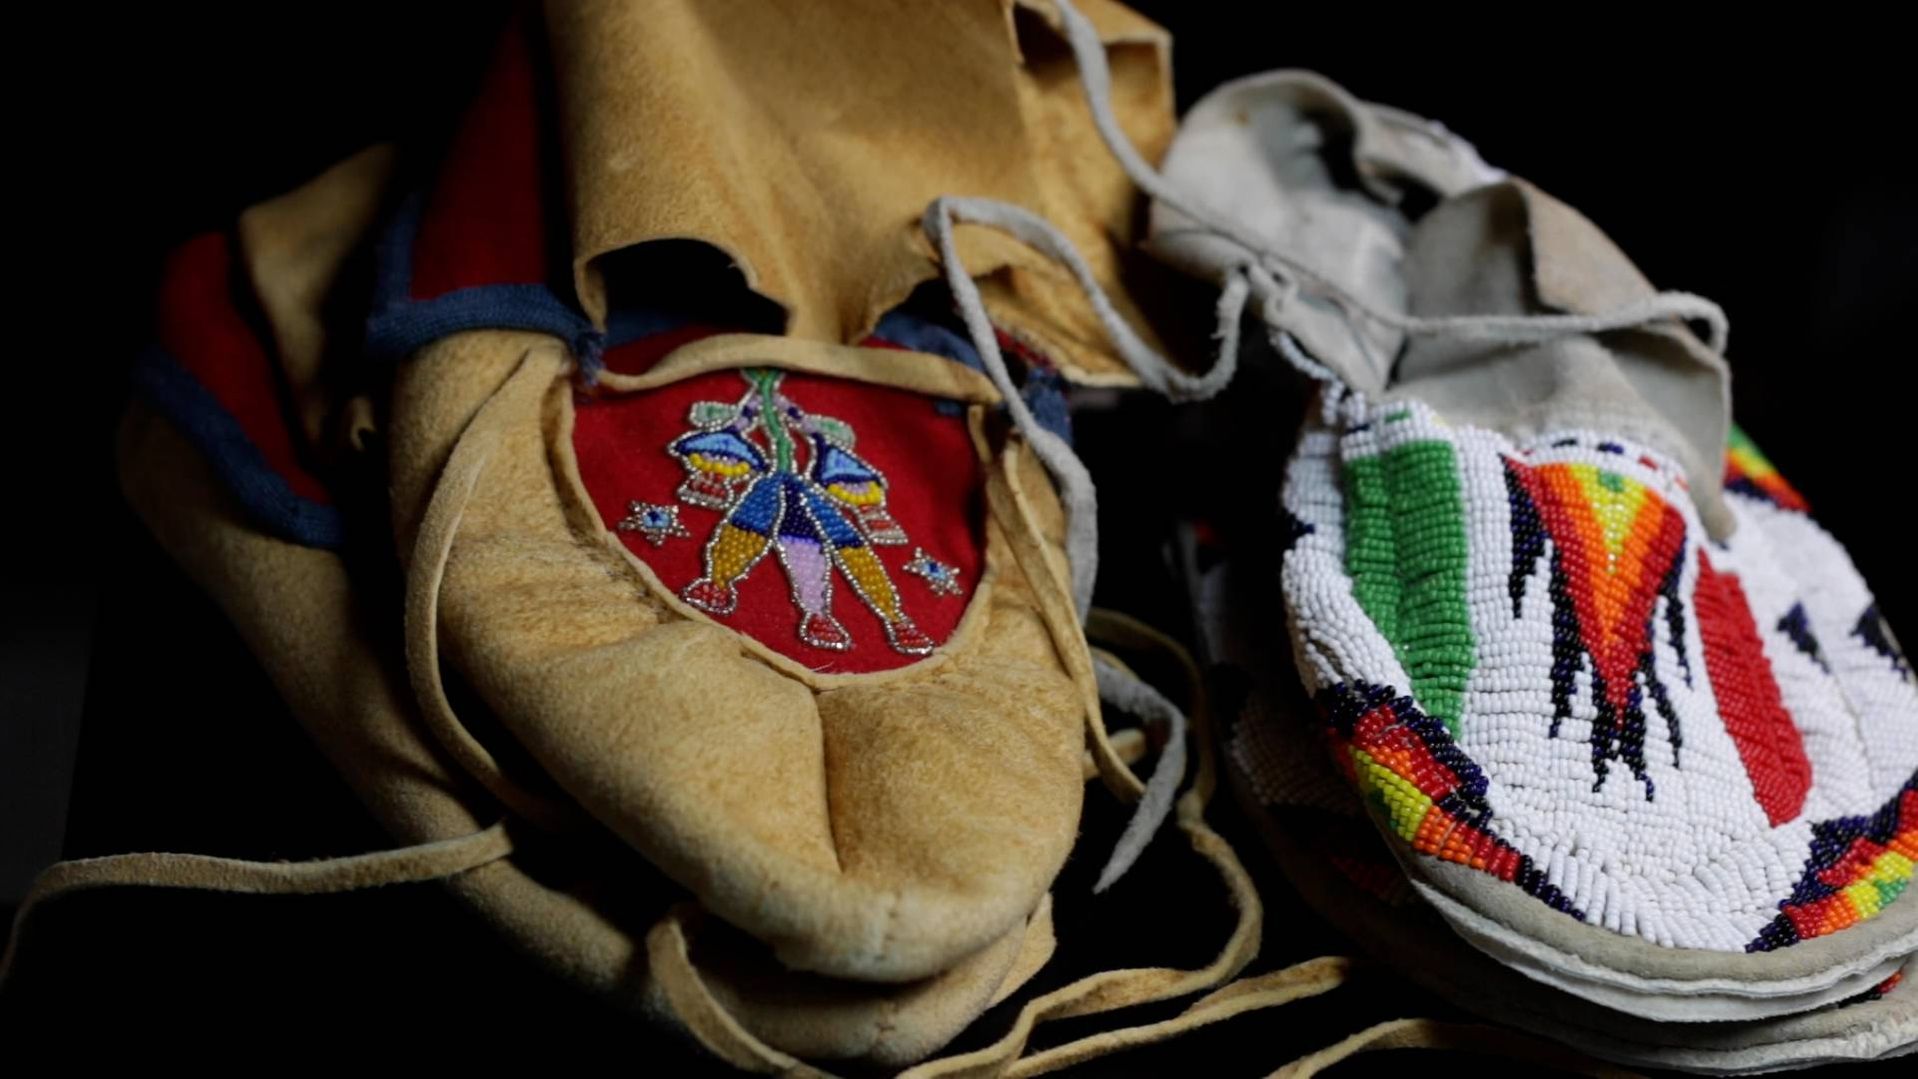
[{"left": 547, "top": 0, "right": 1177, "bottom": 383}]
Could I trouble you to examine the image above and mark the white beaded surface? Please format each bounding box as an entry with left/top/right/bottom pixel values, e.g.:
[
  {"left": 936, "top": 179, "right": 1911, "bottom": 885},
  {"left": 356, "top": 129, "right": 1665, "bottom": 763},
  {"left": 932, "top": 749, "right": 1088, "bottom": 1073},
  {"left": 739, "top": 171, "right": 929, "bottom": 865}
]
[{"left": 1273, "top": 396, "right": 1918, "bottom": 951}]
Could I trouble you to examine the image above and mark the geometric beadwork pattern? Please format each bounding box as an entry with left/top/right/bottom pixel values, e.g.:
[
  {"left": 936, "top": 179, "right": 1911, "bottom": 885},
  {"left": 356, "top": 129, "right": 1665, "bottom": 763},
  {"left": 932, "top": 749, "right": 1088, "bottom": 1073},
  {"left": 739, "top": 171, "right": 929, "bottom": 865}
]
[
  {"left": 1728, "top": 434, "right": 1918, "bottom": 793},
  {"left": 1848, "top": 969, "right": 1906, "bottom": 1004},
  {"left": 1750, "top": 780, "right": 1918, "bottom": 951},
  {"left": 1343, "top": 421, "right": 1475, "bottom": 736},
  {"left": 1504, "top": 453, "right": 1690, "bottom": 798},
  {"left": 1856, "top": 604, "right": 1913, "bottom": 682},
  {"left": 1695, "top": 549, "right": 1813, "bottom": 827},
  {"left": 1778, "top": 603, "right": 1832, "bottom": 674},
  {"left": 1281, "top": 398, "right": 1918, "bottom": 951},
  {"left": 1724, "top": 424, "right": 1810, "bottom": 513},
  {"left": 1320, "top": 680, "right": 1581, "bottom": 917}
]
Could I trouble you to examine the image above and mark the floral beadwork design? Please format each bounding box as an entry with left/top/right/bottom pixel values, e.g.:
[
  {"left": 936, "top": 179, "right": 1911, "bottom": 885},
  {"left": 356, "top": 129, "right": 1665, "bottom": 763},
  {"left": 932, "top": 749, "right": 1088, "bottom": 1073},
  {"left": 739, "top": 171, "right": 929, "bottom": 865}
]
[{"left": 667, "top": 369, "right": 942, "bottom": 656}]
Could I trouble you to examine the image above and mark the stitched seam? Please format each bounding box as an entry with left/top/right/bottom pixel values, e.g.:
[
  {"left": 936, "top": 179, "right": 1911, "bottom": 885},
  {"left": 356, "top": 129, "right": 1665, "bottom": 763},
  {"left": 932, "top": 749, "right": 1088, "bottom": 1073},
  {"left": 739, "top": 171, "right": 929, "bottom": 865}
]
[{"left": 866, "top": 888, "right": 903, "bottom": 976}]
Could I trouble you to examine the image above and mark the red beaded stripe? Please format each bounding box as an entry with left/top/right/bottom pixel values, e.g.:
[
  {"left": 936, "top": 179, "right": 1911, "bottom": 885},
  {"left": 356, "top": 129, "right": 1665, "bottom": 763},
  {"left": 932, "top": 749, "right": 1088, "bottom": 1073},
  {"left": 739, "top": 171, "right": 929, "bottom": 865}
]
[{"left": 1695, "top": 550, "right": 1813, "bottom": 827}]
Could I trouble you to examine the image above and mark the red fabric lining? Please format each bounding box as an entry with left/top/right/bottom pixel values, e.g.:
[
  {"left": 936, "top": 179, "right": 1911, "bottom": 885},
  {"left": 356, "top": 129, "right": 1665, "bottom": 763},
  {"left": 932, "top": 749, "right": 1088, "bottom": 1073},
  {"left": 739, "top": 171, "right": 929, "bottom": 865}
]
[
  {"left": 600, "top": 325, "right": 740, "bottom": 376},
  {"left": 571, "top": 368, "right": 985, "bottom": 674},
  {"left": 156, "top": 233, "right": 331, "bottom": 506},
  {"left": 410, "top": 12, "right": 550, "bottom": 298},
  {"left": 602, "top": 328, "right": 927, "bottom": 380}
]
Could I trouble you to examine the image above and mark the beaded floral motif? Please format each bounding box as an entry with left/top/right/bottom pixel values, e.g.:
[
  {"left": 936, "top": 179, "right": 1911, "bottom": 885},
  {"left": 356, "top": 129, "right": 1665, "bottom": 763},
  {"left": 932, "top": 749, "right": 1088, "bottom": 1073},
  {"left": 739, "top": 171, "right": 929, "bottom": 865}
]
[
  {"left": 1505, "top": 453, "right": 1690, "bottom": 798},
  {"left": 667, "top": 369, "right": 942, "bottom": 656}
]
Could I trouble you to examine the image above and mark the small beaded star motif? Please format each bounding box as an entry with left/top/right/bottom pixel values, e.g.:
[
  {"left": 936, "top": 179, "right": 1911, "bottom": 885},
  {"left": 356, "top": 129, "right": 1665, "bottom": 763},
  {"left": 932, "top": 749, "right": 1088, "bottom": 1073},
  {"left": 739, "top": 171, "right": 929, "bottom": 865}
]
[
  {"left": 905, "top": 548, "right": 963, "bottom": 597},
  {"left": 617, "top": 500, "right": 690, "bottom": 547}
]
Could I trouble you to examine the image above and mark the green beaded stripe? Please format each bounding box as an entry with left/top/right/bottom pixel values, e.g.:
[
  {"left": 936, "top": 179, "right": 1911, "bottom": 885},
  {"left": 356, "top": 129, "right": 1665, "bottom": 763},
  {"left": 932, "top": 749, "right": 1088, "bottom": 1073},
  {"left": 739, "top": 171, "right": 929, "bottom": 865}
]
[{"left": 1344, "top": 440, "right": 1476, "bottom": 736}]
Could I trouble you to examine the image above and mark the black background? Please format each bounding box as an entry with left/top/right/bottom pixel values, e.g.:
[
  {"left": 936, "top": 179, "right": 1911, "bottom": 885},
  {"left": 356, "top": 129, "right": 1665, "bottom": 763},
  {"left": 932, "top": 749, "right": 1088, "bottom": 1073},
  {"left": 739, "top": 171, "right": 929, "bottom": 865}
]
[{"left": 4, "top": 3, "right": 1913, "bottom": 1071}]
